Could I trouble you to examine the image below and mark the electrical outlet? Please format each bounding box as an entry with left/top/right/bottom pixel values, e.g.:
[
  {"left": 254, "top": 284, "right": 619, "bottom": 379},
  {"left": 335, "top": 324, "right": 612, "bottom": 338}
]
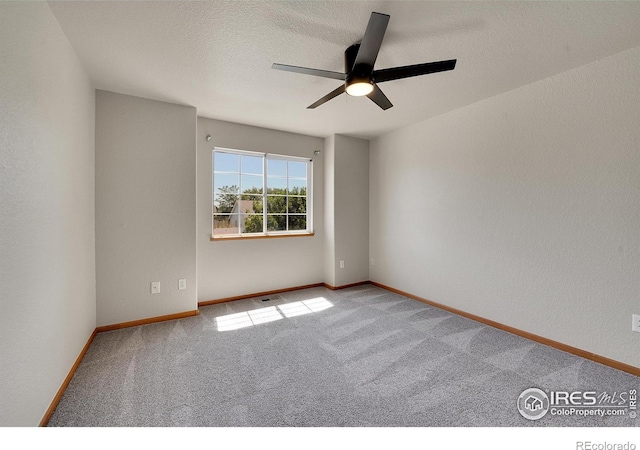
[
  {"left": 178, "top": 279, "right": 186, "bottom": 290},
  {"left": 633, "top": 314, "right": 640, "bottom": 333},
  {"left": 371, "top": 258, "right": 376, "bottom": 266},
  {"left": 151, "top": 281, "right": 160, "bottom": 294},
  {"left": 339, "top": 260, "right": 345, "bottom": 269}
]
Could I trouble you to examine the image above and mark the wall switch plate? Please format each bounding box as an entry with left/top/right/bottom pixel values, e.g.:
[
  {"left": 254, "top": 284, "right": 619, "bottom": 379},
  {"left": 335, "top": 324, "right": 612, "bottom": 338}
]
[
  {"left": 633, "top": 314, "right": 640, "bottom": 333},
  {"left": 371, "top": 258, "right": 376, "bottom": 266},
  {"left": 339, "top": 260, "right": 345, "bottom": 269},
  {"left": 151, "top": 281, "right": 160, "bottom": 294},
  {"left": 178, "top": 279, "right": 186, "bottom": 290}
]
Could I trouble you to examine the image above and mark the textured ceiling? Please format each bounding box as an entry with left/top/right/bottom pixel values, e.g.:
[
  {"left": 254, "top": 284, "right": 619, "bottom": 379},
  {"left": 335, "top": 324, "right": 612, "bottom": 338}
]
[{"left": 49, "top": 1, "right": 640, "bottom": 139}]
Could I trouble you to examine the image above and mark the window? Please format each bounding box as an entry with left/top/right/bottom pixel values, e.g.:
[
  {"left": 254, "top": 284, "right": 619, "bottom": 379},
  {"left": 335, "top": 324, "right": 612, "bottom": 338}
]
[{"left": 212, "top": 148, "right": 313, "bottom": 239}]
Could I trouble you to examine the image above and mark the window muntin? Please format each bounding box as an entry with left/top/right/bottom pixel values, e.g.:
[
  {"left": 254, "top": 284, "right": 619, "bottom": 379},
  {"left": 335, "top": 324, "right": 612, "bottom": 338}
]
[{"left": 212, "top": 148, "right": 312, "bottom": 238}]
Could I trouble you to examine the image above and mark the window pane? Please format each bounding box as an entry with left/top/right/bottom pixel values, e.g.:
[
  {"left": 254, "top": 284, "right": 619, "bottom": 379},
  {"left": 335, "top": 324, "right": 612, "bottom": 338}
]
[
  {"left": 288, "top": 215, "right": 307, "bottom": 231},
  {"left": 241, "top": 155, "right": 263, "bottom": 175},
  {"left": 267, "top": 215, "right": 287, "bottom": 231},
  {"left": 288, "top": 178, "right": 307, "bottom": 195},
  {"left": 233, "top": 198, "right": 257, "bottom": 215},
  {"left": 267, "top": 195, "right": 286, "bottom": 214},
  {"left": 287, "top": 196, "right": 306, "bottom": 214},
  {"left": 242, "top": 214, "right": 263, "bottom": 234},
  {"left": 214, "top": 152, "right": 239, "bottom": 172},
  {"left": 214, "top": 193, "right": 238, "bottom": 214},
  {"left": 228, "top": 214, "right": 242, "bottom": 231},
  {"left": 240, "top": 195, "right": 263, "bottom": 213},
  {"left": 213, "top": 173, "right": 239, "bottom": 194},
  {"left": 267, "top": 176, "right": 287, "bottom": 193},
  {"left": 288, "top": 161, "right": 307, "bottom": 179},
  {"left": 213, "top": 214, "right": 239, "bottom": 235},
  {"left": 241, "top": 174, "right": 263, "bottom": 195},
  {"left": 267, "top": 159, "right": 286, "bottom": 177}
]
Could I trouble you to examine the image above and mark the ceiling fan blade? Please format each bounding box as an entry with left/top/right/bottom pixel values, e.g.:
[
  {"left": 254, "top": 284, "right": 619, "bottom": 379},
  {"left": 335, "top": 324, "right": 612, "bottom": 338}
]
[
  {"left": 352, "top": 12, "right": 390, "bottom": 71},
  {"left": 373, "top": 59, "right": 457, "bottom": 83},
  {"left": 367, "top": 84, "right": 393, "bottom": 110},
  {"left": 307, "top": 85, "right": 346, "bottom": 109},
  {"left": 272, "top": 63, "right": 346, "bottom": 80}
]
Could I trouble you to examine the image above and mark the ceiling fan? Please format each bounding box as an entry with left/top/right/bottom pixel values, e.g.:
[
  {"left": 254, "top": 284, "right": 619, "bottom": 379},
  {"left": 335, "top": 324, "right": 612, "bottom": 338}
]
[{"left": 272, "top": 12, "right": 457, "bottom": 110}]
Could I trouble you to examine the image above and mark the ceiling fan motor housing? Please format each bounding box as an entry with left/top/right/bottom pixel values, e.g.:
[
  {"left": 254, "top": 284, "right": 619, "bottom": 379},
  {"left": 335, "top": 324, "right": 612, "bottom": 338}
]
[{"left": 345, "top": 44, "right": 373, "bottom": 94}]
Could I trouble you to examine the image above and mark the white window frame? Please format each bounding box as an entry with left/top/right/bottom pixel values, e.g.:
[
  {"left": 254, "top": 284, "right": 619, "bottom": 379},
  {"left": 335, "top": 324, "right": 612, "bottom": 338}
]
[{"left": 212, "top": 147, "right": 313, "bottom": 239}]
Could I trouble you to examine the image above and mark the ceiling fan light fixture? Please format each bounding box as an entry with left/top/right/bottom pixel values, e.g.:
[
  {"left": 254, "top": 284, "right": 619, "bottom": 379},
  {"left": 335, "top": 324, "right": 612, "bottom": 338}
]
[{"left": 346, "top": 80, "right": 374, "bottom": 97}]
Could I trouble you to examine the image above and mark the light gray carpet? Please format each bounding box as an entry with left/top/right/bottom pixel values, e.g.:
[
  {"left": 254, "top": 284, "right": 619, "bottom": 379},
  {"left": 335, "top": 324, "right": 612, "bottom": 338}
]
[{"left": 48, "top": 285, "right": 640, "bottom": 427}]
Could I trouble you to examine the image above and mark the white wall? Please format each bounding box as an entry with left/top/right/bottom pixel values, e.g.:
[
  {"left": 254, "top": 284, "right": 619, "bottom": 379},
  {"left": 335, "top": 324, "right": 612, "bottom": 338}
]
[
  {"left": 96, "top": 91, "right": 197, "bottom": 326},
  {"left": 323, "top": 135, "right": 336, "bottom": 287},
  {"left": 197, "top": 117, "right": 324, "bottom": 301},
  {"left": 370, "top": 46, "right": 640, "bottom": 368},
  {"left": 0, "top": 3, "right": 96, "bottom": 425},
  {"left": 331, "top": 135, "right": 370, "bottom": 287}
]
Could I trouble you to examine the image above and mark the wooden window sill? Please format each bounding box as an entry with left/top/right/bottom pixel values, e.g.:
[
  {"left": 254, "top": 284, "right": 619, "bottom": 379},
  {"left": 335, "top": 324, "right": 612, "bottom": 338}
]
[{"left": 211, "top": 232, "right": 315, "bottom": 241}]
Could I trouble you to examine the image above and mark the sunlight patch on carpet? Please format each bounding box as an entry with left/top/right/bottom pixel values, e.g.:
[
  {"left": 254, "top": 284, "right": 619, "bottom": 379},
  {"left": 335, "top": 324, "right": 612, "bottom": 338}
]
[{"left": 215, "top": 297, "right": 333, "bottom": 331}]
